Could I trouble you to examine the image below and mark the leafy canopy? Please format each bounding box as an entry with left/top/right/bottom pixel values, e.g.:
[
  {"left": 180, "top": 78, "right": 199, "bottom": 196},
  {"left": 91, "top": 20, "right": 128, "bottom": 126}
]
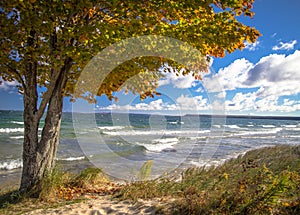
[{"left": 0, "top": 0, "right": 260, "bottom": 101}]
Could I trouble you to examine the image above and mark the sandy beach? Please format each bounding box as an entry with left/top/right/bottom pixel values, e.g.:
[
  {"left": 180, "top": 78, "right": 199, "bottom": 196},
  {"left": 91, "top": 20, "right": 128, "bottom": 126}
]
[{"left": 23, "top": 194, "right": 171, "bottom": 215}]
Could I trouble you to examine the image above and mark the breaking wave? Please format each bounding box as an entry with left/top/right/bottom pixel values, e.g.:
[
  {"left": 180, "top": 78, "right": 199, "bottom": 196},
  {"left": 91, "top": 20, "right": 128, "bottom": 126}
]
[{"left": 0, "top": 159, "right": 22, "bottom": 170}]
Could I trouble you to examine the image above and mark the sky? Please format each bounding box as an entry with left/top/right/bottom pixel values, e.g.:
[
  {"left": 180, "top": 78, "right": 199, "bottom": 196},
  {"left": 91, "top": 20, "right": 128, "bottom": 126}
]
[{"left": 1, "top": 0, "right": 300, "bottom": 116}]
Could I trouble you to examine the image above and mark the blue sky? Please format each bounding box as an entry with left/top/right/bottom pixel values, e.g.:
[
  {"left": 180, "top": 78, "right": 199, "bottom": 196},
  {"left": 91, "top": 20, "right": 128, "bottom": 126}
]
[{"left": 1, "top": 0, "right": 300, "bottom": 116}]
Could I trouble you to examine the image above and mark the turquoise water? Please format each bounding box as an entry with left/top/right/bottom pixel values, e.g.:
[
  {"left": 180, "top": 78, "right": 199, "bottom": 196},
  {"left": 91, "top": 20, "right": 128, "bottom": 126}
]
[{"left": 1, "top": 110, "right": 300, "bottom": 181}]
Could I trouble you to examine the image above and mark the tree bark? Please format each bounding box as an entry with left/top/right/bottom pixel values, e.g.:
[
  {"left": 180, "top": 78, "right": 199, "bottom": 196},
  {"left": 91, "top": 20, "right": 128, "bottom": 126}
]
[
  {"left": 20, "top": 90, "right": 64, "bottom": 193},
  {"left": 20, "top": 57, "right": 72, "bottom": 193}
]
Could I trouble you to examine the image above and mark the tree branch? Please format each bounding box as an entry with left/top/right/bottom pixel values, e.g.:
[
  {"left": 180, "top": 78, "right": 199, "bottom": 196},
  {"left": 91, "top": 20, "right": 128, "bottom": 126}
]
[
  {"left": 4, "top": 63, "right": 27, "bottom": 91},
  {"left": 36, "top": 57, "right": 73, "bottom": 120}
]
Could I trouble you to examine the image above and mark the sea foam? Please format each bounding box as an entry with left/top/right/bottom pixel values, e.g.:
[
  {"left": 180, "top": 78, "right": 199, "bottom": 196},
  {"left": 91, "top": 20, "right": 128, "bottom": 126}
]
[
  {"left": 11, "top": 121, "right": 24, "bottom": 125},
  {"left": 261, "top": 125, "right": 276, "bottom": 128},
  {"left": 135, "top": 137, "right": 179, "bottom": 152},
  {"left": 168, "top": 121, "right": 184, "bottom": 125},
  {"left": 10, "top": 136, "right": 23, "bottom": 139},
  {"left": 282, "top": 125, "right": 297, "bottom": 128},
  {"left": 0, "top": 128, "right": 24, "bottom": 133},
  {"left": 0, "top": 159, "right": 22, "bottom": 170},
  {"left": 102, "top": 129, "right": 210, "bottom": 136},
  {"left": 224, "top": 125, "right": 241, "bottom": 129},
  {"left": 232, "top": 128, "right": 282, "bottom": 136},
  {"left": 98, "top": 126, "right": 127, "bottom": 130},
  {"left": 59, "top": 156, "right": 85, "bottom": 161}
]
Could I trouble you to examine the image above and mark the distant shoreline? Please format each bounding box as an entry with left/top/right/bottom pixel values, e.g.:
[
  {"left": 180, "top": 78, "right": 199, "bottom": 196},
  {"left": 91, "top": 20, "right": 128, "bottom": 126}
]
[
  {"left": 184, "top": 114, "right": 300, "bottom": 121},
  {"left": 1, "top": 110, "right": 299, "bottom": 121}
]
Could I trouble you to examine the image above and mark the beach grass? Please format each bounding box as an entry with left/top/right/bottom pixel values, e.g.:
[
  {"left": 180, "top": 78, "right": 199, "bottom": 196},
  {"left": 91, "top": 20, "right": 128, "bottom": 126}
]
[
  {"left": 118, "top": 145, "right": 300, "bottom": 214},
  {"left": 0, "top": 145, "right": 299, "bottom": 214},
  {"left": 0, "top": 167, "right": 121, "bottom": 214}
]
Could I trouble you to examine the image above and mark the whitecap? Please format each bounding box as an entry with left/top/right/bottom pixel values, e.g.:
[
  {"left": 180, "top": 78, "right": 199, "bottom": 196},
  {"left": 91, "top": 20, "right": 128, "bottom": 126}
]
[
  {"left": 59, "top": 156, "right": 85, "bottom": 161},
  {"left": 189, "top": 148, "right": 262, "bottom": 169},
  {"left": 0, "top": 159, "right": 23, "bottom": 170},
  {"left": 224, "top": 125, "right": 240, "bottom": 129},
  {"left": 10, "top": 136, "right": 23, "bottom": 139},
  {"left": 11, "top": 121, "right": 24, "bottom": 125},
  {"left": 103, "top": 129, "right": 210, "bottom": 136},
  {"left": 261, "top": 125, "right": 276, "bottom": 128},
  {"left": 134, "top": 138, "right": 180, "bottom": 153},
  {"left": 232, "top": 128, "right": 282, "bottom": 136},
  {"left": 0, "top": 128, "right": 24, "bottom": 133},
  {"left": 152, "top": 137, "right": 179, "bottom": 144},
  {"left": 168, "top": 121, "right": 184, "bottom": 125},
  {"left": 281, "top": 125, "right": 297, "bottom": 128},
  {"left": 137, "top": 142, "right": 178, "bottom": 152},
  {"left": 98, "top": 126, "right": 127, "bottom": 130},
  {"left": 282, "top": 127, "right": 300, "bottom": 131},
  {"left": 190, "top": 159, "right": 225, "bottom": 169}
]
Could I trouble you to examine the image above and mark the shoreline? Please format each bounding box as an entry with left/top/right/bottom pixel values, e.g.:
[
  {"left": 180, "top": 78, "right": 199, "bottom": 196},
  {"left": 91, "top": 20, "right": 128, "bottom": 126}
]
[
  {"left": 0, "top": 144, "right": 269, "bottom": 191},
  {"left": 0, "top": 159, "right": 95, "bottom": 192},
  {"left": 0, "top": 143, "right": 298, "bottom": 190},
  {"left": 0, "top": 169, "right": 21, "bottom": 192}
]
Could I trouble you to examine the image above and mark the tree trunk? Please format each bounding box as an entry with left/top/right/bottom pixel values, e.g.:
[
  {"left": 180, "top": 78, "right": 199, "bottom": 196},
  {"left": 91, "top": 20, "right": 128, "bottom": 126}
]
[
  {"left": 20, "top": 56, "right": 72, "bottom": 193},
  {"left": 20, "top": 91, "right": 64, "bottom": 193}
]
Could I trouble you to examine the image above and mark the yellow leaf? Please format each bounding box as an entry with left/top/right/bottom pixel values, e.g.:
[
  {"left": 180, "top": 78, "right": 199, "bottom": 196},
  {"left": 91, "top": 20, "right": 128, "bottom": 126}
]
[
  {"left": 220, "top": 199, "right": 226, "bottom": 206},
  {"left": 282, "top": 202, "right": 290, "bottom": 207},
  {"left": 223, "top": 173, "right": 229, "bottom": 180}
]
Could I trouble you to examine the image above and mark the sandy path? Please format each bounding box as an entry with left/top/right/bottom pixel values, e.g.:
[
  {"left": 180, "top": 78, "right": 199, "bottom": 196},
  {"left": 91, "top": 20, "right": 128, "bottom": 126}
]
[{"left": 23, "top": 195, "right": 170, "bottom": 215}]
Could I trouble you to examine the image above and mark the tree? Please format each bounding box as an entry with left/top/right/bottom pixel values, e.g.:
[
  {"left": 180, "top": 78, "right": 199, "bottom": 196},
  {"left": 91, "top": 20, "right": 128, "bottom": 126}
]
[{"left": 0, "top": 0, "right": 260, "bottom": 193}]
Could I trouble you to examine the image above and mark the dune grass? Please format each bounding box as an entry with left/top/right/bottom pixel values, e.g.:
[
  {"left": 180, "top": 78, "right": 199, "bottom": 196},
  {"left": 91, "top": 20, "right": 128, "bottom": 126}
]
[
  {"left": 118, "top": 145, "right": 300, "bottom": 214},
  {"left": 1, "top": 145, "right": 299, "bottom": 214},
  {"left": 0, "top": 167, "right": 121, "bottom": 215}
]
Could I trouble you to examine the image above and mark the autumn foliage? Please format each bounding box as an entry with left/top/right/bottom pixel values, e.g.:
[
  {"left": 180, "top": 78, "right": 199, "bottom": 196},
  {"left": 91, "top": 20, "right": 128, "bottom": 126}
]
[{"left": 0, "top": 0, "right": 260, "bottom": 100}]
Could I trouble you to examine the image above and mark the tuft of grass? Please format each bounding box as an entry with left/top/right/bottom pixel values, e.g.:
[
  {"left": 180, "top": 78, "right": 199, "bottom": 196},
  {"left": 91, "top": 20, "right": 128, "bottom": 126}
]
[
  {"left": 118, "top": 145, "right": 300, "bottom": 214},
  {"left": 0, "top": 167, "right": 121, "bottom": 214},
  {"left": 0, "top": 190, "right": 23, "bottom": 209},
  {"left": 38, "top": 167, "right": 75, "bottom": 201},
  {"left": 138, "top": 160, "right": 153, "bottom": 180},
  {"left": 72, "top": 167, "right": 107, "bottom": 188}
]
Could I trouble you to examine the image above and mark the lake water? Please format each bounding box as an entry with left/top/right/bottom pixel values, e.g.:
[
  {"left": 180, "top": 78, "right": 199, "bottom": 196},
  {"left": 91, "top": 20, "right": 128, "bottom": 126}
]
[{"left": 1, "top": 110, "right": 300, "bottom": 183}]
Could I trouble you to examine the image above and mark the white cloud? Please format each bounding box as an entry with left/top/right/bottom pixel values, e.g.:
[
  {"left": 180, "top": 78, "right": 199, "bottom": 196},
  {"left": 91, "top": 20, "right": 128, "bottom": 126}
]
[
  {"left": 225, "top": 91, "right": 257, "bottom": 111},
  {"left": 176, "top": 95, "right": 209, "bottom": 111},
  {"left": 99, "top": 50, "right": 300, "bottom": 114},
  {"left": 283, "top": 99, "right": 296, "bottom": 106},
  {"left": 206, "top": 51, "right": 300, "bottom": 96},
  {"left": 272, "top": 40, "right": 297, "bottom": 51},
  {"left": 158, "top": 71, "right": 199, "bottom": 89},
  {"left": 244, "top": 50, "right": 300, "bottom": 97},
  {"left": 225, "top": 91, "right": 300, "bottom": 113},
  {"left": 203, "top": 58, "right": 254, "bottom": 92},
  {"left": 99, "top": 99, "right": 179, "bottom": 111},
  {"left": 245, "top": 41, "right": 260, "bottom": 51},
  {"left": 216, "top": 91, "right": 226, "bottom": 99},
  {"left": 0, "top": 77, "right": 18, "bottom": 91},
  {"left": 254, "top": 96, "right": 300, "bottom": 113},
  {"left": 271, "top": 33, "right": 277, "bottom": 38},
  {"left": 204, "top": 50, "right": 300, "bottom": 113},
  {"left": 99, "top": 95, "right": 211, "bottom": 113},
  {"left": 195, "top": 87, "right": 204, "bottom": 93}
]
